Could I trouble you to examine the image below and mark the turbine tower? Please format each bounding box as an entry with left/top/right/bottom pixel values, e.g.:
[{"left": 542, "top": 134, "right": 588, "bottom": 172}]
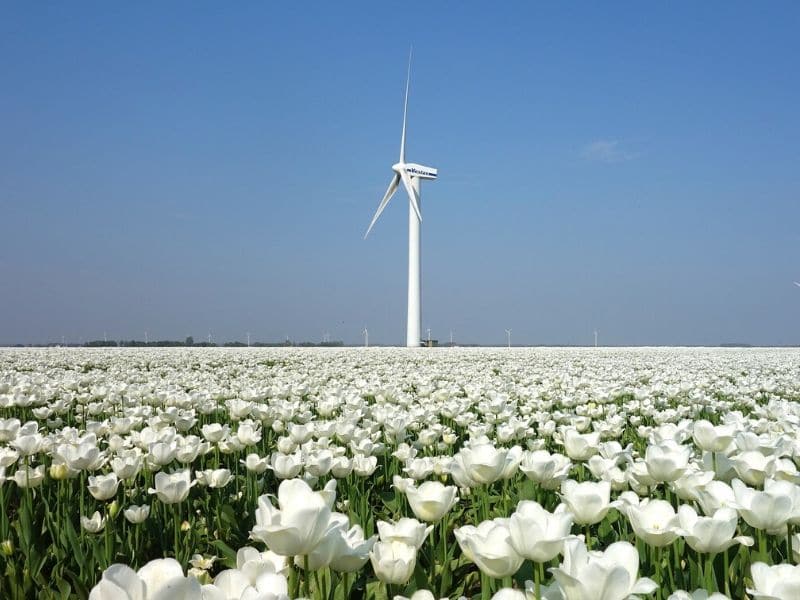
[{"left": 365, "top": 51, "right": 437, "bottom": 347}]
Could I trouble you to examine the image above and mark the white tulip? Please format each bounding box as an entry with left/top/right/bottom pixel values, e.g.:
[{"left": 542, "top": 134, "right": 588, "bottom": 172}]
[
  {"left": 455, "top": 518, "right": 524, "bottom": 579},
  {"left": 550, "top": 538, "right": 657, "bottom": 599},
  {"left": 677, "top": 505, "right": 753, "bottom": 553},
  {"left": 559, "top": 479, "right": 617, "bottom": 525},
  {"left": 748, "top": 562, "right": 800, "bottom": 600},
  {"left": 508, "top": 501, "right": 573, "bottom": 562},
  {"left": 88, "top": 472, "right": 120, "bottom": 501},
  {"left": 405, "top": 481, "right": 458, "bottom": 523},
  {"left": 250, "top": 478, "right": 334, "bottom": 557},
  {"left": 81, "top": 511, "right": 106, "bottom": 533},
  {"left": 123, "top": 504, "right": 150, "bottom": 524},
  {"left": 369, "top": 540, "right": 416, "bottom": 585},
  {"left": 377, "top": 517, "right": 433, "bottom": 549}
]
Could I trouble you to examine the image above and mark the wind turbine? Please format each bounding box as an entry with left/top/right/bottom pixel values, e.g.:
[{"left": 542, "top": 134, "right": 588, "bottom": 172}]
[
  {"left": 363, "top": 327, "right": 369, "bottom": 348},
  {"left": 505, "top": 329, "right": 512, "bottom": 348},
  {"left": 364, "top": 50, "right": 438, "bottom": 348},
  {"left": 594, "top": 330, "right": 598, "bottom": 347}
]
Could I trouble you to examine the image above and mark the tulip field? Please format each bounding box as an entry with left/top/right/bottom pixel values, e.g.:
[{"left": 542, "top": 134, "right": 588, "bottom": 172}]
[{"left": 2, "top": 347, "right": 800, "bottom": 600}]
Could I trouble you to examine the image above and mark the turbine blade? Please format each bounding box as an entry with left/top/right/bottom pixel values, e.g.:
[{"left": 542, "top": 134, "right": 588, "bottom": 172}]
[
  {"left": 400, "top": 49, "right": 412, "bottom": 163},
  {"left": 400, "top": 169, "right": 422, "bottom": 222},
  {"left": 364, "top": 173, "right": 401, "bottom": 238},
  {"left": 794, "top": 281, "right": 800, "bottom": 288}
]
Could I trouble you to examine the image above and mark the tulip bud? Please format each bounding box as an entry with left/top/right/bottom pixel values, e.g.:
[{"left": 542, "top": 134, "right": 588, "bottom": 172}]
[
  {"left": 181, "top": 520, "right": 191, "bottom": 532},
  {"left": 50, "top": 462, "right": 70, "bottom": 481},
  {"left": 108, "top": 500, "right": 120, "bottom": 519},
  {"left": 0, "top": 540, "right": 14, "bottom": 556},
  {"left": 187, "top": 567, "right": 211, "bottom": 584}
]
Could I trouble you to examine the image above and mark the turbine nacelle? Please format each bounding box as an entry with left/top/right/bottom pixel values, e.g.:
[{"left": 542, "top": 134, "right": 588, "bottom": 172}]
[{"left": 393, "top": 162, "right": 438, "bottom": 180}]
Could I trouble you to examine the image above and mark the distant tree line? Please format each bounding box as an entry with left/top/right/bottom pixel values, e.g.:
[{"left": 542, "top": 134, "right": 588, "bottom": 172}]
[{"left": 77, "top": 338, "right": 345, "bottom": 348}]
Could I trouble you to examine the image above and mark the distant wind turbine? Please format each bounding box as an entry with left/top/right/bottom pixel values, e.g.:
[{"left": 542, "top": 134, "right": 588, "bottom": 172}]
[
  {"left": 364, "top": 49, "right": 437, "bottom": 347},
  {"left": 505, "top": 329, "right": 512, "bottom": 348},
  {"left": 363, "top": 327, "right": 369, "bottom": 348},
  {"left": 594, "top": 330, "right": 598, "bottom": 348}
]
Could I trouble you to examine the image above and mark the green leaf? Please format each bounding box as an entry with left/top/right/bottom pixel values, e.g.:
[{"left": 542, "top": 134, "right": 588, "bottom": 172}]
[{"left": 211, "top": 539, "right": 238, "bottom": 569}]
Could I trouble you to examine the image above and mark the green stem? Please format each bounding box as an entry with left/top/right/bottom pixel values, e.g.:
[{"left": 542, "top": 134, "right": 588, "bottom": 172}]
[
  {"left": 104, "top": 518, "right": 112, "bottom": 567},
  {"left": 173, "top": 503, "right": 180, "bottom": 563},
  {"left": 289, "top": 562, "right": 299, "bottom": 599},
  {"left": 328, "top": 569, "right": 337, "bottom": 600},
  {"left": 303, "top": 554, "right": 310, "bottom": 599},
  {"left": 481, "top": 572, "right": 490, "bottom": 600},
  {"left": 314, "top": 568, "right": 324, "bottom": 600},
  {"left": 705, "top": 553, "right": 717, "bottom": 593},
  {"left": 723, "top": 548, "right": 731, "bottom": 598},
  {"left": 439, "top": 513, "right": 450, "bottom": 598},
  {"left": 654, "top": 546, "right": 662, "bottom": 600},
  {"left": 665, "top": 544, "right": 676, "bottom": 591}
]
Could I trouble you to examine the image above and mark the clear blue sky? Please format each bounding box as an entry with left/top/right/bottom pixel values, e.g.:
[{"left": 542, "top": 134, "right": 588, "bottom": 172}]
[{"left": 2, "top": 2, "right": 799, "bottom": 346}]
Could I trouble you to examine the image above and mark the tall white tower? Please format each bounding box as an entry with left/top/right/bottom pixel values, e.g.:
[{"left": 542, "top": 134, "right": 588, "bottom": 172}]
[{"left": 407, "top": 176, "right": 422, "bottom": 347}]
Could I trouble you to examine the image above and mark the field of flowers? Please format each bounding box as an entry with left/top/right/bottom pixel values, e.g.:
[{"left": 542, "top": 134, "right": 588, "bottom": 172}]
[{"left": 1, "top": 346, "right": 800, "bottom": 599}]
